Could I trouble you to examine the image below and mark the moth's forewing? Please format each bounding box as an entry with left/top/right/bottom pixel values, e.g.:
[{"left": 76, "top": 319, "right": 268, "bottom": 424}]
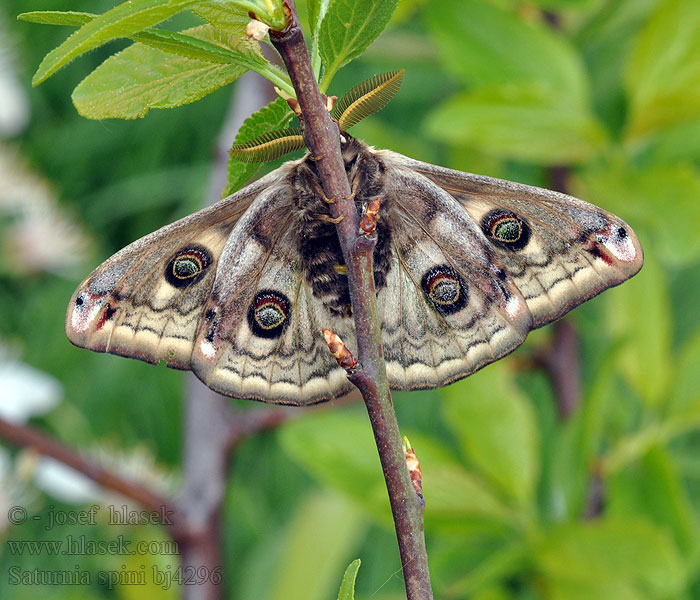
[{"left": 65, "top": 171, "right": 281, "bottom": 370}]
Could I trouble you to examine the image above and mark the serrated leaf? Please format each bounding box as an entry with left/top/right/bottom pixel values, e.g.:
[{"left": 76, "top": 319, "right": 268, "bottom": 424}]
[
  {"left": 442, "top": 363, "right": 539, "bottom": 506},
  {"left": 32, "top": 0, "right": 202, "bottom": 85},
  {"left": 425, "top": 0, "right": 589, "bottom": 102},
  {"left": 20, "top": 10, "right": 269, "bottom": 68},
  {"left": 625, "top": 0, "right": 700, "bottom": 139},
  {"left": 336, "top": 559, "right": 360, "bottom": 600},
  {"left": 71, "top": 25, "right": 263, "bottom": 120},
  {"left": 192, "top": 2, "right": 250, "bottom": 29},
  {"left": 318, "top": 0, "right": 399, "bottom": 92},
  {"left": 130, "top": 27, "right": 268, "bottom": 66},
  {"left": 224, "top": 97, "right": 296, "bottom": 196},
  {"left": 425, "top": 86, "right": 608, "bottom": 165},
  {"left": 18, "top": 11, "right": 95, "bottom": 27},
  {"left": 308, "top": 0, "right": 332, "bottom": 77}
]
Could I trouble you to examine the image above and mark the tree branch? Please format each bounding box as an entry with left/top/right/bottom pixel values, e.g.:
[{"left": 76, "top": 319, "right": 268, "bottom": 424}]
[
  {"left": 532, "top": 321, "right": 581, "bottom": 420},
  {"left": 0, "top": 415, "right": 188, "bottom": 542},
  {"left": 268, "top": 3, "right": 433, "bottom": 597}
]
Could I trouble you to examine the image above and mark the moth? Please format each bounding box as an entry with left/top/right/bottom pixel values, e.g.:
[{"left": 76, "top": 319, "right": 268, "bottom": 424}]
[{"left": 66, "top": 72, "right": 643, "bottom": 405}]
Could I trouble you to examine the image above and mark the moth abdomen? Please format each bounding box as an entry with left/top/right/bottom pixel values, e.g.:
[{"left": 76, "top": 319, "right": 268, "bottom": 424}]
[{"left": 292, "top": 143, "right": 394, "bottom": 317}]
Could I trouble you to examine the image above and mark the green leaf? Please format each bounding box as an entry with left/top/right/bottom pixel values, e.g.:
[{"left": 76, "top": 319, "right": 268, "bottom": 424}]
[
  {"left": 192, "top": 2, "right": 250, "bottom": 29},
  {"left": 246, "top": 490, "right": 367, "bottom": 600},
  {"left": 129, "top": 27, "right": 267, "bottom": 65},
  {"left": 535, "top": 518, "right": 687, "bottom": 596},
  {"left": 278, "top": 408, "right": 390, "bottom": 521},
  {"left": 224, "top": 97, "right": 296, "bottom": 196},
  {"left": 444, "top": 542, "right": 529, "bottom": 597},
  {"left": 307, "top": 0, "right": 332, "bottom": 77},
  {"left": 673, "top": 329, "right": 700, "bottom": 413},
  {"left": 404, "top": 433, "right": 516, "bottom": 528},
  {"left": 71, "top": 25, "right": 264, "bottom": 120},
  {"left": 20, "top": 10, "right": 272, "bottom": 68},
  {"left": 574, "top": 0, "right": 659, "bottom": 134},
  {"left": 336, "top": 559, "right": 360, "bottom": 600},
  {"left": 424, "top": 85, "right": 608, "bottom": 164},
  {"left": 601, "top": 402, "right": 700, "bottom": 475},
  {"left": 31, "top": 0, "right": 202, "bottom": 85},
  {"left": 608, "top": 446, "right": 700, "bottom": 567},
  {"left": 318, "top": 0, "right": 399, "bottom": 92},
  {"left": 18, "top": 10, "right": 95, "bottom": 27},
  {"left": 625, "top": 0, "right": 700, "bottom": 139},
  {"left": 307, "top": 0, "right": 330, "bottom": 33},
  {"left": 606, "top": 253, "right": 672, "bottom": 407},
  {"left": 543, "top": 579, "right": 643, "bottom": 600},
  {"left": 631, "top": 116, "right": 700, "bottom": 164},
  {"left": 528, "top": 0, "right": 595, "bottom": 5},
  {"left": 425, "top": 0, "right": 589, "bottom": 102},
  {"left": 442, "top": 362, "right": 539, "bottom": 506},
  {"left": 228, "top": 0, "right": 287, "bottom": 30}
]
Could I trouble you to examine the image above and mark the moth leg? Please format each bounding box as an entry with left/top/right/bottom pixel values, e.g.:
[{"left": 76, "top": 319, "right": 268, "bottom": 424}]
[
  {"left": 345, "top": 176, "right": 361, "bottom": 202},
  {"left": 313, "top": 182, "right": 336, "bottom": 204},
  {"left": 314, "top": 214, "right": 345, "bottom": 224}
]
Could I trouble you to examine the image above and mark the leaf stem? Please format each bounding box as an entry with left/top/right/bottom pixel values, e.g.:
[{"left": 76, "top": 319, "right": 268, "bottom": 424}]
[
  {"left": 269, "top": 2, "right": 433, "bottom": 597},
  {"left": 19, "top": 11, "right": 297, "bottom": 97}
]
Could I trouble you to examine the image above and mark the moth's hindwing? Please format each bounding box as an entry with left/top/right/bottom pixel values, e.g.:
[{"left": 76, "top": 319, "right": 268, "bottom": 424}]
[
  {"left": 188, "top": 186, "right": 354, "bottom": 405},
  {"left": 376, "top": 166, "right": 533, "bottom": 390}
]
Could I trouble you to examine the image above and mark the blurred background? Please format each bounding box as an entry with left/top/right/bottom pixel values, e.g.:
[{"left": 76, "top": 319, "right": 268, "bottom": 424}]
[{"left": 1, "top": 0, "right": 700, "bottom": 598}]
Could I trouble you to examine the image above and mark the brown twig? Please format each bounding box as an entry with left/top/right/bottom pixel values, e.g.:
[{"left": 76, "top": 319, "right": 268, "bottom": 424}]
[
  {"left": 532, "top": 321, "right": 582, "bottom": 420},
  {"left": 0, "top": 415, "right": 188, "bottom": 541},
  {"left": 226, "top": 405, "right": 298, "bottom": 451},
  {"left": 269, "top": 3, "right": 433, "bottom": 597}
]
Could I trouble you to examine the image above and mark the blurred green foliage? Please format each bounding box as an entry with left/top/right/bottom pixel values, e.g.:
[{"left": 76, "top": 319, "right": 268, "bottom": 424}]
[{"left": 1, "top": 0, "right": 700, "bottom": 598}]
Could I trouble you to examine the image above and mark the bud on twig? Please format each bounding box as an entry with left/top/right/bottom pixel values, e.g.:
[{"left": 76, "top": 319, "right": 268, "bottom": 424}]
[
  {"left": 322, "top": 329, "right": 359, "bottom": 371},
  {"left": 360, "top": 197, "right": 382, "bottom": 235},
  {"left": 404, "top": 437, "right": 423, "bottom": 499},
  {"left": 246, "top": 19, "right": 270, "bottom": 41},
  {"left": 283, "top": 95, "right": 302, "bottom": 117},
  {"left": 325, "top": 95, "right": 337, "bottom": 112}
]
